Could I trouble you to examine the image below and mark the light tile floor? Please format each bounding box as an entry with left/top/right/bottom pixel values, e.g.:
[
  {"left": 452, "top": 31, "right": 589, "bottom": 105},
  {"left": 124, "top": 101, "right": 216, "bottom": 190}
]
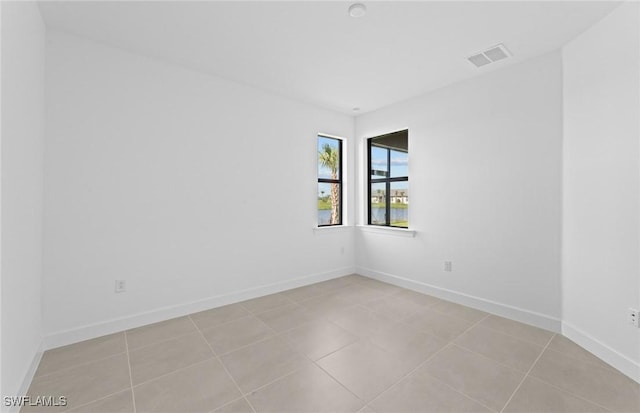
[{"left": 23, "top": 275, "right": 640, "bottom": 413}]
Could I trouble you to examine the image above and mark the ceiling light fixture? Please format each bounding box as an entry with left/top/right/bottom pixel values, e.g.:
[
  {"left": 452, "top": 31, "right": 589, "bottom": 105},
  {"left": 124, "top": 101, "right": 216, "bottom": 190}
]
[{"left": 348, "top": 3, "right": 367, "bottom": 18}]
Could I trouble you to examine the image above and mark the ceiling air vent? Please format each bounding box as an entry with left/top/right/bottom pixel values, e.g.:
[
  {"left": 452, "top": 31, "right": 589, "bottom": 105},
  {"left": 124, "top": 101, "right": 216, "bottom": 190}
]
[{"left": 467, "top": 44, "right": 511, "bottom": 68}]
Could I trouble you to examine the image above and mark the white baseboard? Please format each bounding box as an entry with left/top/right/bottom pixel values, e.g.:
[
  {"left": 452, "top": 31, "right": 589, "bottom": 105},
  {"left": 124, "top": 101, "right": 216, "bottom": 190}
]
[
  {"left": 32, "top": 266, "right": 640, "bottom": 389},
  {"left": 6, "top": 342, "right": 45, "bottom": 413},
  {"left": 562, "top": 322, "right": 640, "bottom": 383},
  {"left": 356, "top": 266, "right": 562, "bottom": 333},
  {"left": 38, "top": 266, "right": 640, "bottom": 387},
  {"left": 43, "top": 266, "right": 355, "bottom": 350}
]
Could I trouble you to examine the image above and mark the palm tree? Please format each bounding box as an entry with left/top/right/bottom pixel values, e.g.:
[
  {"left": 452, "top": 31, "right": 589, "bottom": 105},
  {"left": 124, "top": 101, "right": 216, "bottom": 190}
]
[{"left": 318, "top": 143, "right": 339, "bottom": 224}]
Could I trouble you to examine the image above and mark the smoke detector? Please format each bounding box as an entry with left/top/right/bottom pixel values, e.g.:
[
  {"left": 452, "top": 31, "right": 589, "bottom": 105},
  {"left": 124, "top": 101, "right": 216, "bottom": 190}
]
[
  {"left": 467, "top": 44, "right": 511, "bottom": 68},
  {"left": 348, "top": 3, "right": 367, "bottom": 18}
]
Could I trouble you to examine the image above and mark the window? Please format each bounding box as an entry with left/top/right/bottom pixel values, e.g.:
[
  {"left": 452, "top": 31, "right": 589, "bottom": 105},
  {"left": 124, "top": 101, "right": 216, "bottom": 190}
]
[
  {"left": 368, "top": 130, "right": 408, "bottom": 227},
  {"left": 317, "top": 135, "right": 343, "bottom": 226}
]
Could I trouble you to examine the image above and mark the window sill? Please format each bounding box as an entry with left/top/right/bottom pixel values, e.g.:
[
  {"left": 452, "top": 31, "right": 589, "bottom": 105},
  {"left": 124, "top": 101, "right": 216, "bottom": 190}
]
[
  {"left": 313, "top": 225, "right": 354, "bottom": 235},
  {"left": 357, "top": 225, "right": 416, "bottom": 238}
]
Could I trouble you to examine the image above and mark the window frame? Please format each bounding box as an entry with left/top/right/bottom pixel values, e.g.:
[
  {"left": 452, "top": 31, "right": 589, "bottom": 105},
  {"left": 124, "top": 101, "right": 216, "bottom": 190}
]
[
  {"left": 367, "top": 130, "right": 408, "bottom": 228},
  {"left": 317, "top": 134, "right": 343, "bottom": 227}
]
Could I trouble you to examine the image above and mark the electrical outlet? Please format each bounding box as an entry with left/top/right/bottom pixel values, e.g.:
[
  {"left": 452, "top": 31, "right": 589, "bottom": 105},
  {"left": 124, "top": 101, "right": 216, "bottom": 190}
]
[
  {"left": 629, "top": 308, "right": 639, "bottom": 327},
  {"left": 444, "top": 261, "right": 452, "bottom": 272},
  {"left": 115, "top": 280, "right": 126, "bottom": 293}
]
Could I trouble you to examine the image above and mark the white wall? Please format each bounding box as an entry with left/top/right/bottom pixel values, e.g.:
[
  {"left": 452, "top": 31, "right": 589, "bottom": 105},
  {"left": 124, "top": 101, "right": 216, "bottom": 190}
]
[
  {"left": 1, "top": 0, "right": 46, "bottom": 404},
  {"left": 562, "top": 1, "right": 640, "bottom": 381},
  {"left": 43, "top": 31, "right": 354, "bottom": 345},
  {"left": 355, "top": 52, "right": 563, "bottom": 330}
]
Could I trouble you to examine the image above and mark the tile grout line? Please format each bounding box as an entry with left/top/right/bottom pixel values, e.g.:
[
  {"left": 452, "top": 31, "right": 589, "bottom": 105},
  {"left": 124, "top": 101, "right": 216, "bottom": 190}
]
[
  {"left": 280, "top": 287, "right": 325, "bottom": 303},
  {"left": 299, "top": 291, "right": 421, "bottom": 407},
  {"left": 252, "top": 307, "right": 322, "bottom": 334},
  {"left": 204, "top": 395, "right": 249, "bottom": 413},
  {"left": 271, "top": 281, "right": 496, "bottom": 410},
  {"left": 197, "top": 313, "right": 269, "bottom": 334},
  {"left": 131, "top": 356, "right": 217, "bottom": 389},
  {"left": 311, "top": 362, "right": 368, "bottom": 408},
  {"left": 403, "top": 309, "right": 554, "bottom": 350},
  {"left": 363, "top": 313, "right": 494, "bottom": 412},
  {"left": 197, "top": 305, "right": 282, "bottom": 357},
  {"left": 363, "top": 302, "right": 437, "bottom": 324},
  {"left": 123, "top": 331, "right": 137, "bottom": 413},
  {"left": 126, "top": 323, "right": 201, "bottom": 352},
  {"left": 471, "top": 317, "right": 555, "bottom": 347},
  {"left": 377, "top": 287, "right": 555, "bottom": 349},
  {"left": 307, "top": 335, "right": 359, "bottom": 362},
  {"left": 63, "top": 389, "right": 132, "bottom": 412},
  {"left": 238, "top": 364, "right": 309, "bottom": 399},
  {"left": 249, "top": 311, "right": 366, "bottom": 407},
  {"left": 211, "top": 334, "right": 278, "bottom": 359},
  {"left": 454, "top": 323, "right": 551, "bottom": 352},
  {"left": 370, "top": 344, "right": 499, "bottom": 413},
  {"left": 187, "top": 315, "right": 258, "bottom": 413},
  {"left": 124, "top": 315, "right": 221, "bottom": 390},
  {"left": 542, "top": 345, "right": 619, "bottom": 372},
  {"left": 513, "top": 342, "right": 618, "bottom": 412},
  {"left": 238, "top": 295, "right": 297, "bottom": 316},
  {"left": 181, "top": 281, "right": 482, "bottom": 354},
  {"left": 410, "top": 366, "right": 499, "bottom": 413},
  {"left": 314, "top": 330, "right": 416, "bottom": 412},
  {"left": 189, "top": 303, "right": 251, "bottom": 326},
  {"left": 256, "top": 318, "right": 332, "bottom": 382},
  {"left": 254, "top": 287, "right": 410, "bottom": 410},
  {"left": 395, "top": 306, "right": 477, "bottom": 330},
  {"left": 32, "top": 350, "right": 129, "bottom": 381},
  {"left": 499, "top": 332, "right": 556, "bottom": 413},
  {"left": 303, "top": 336, "right": 366, "bottom": 405},
  {"left": 520, "top": 376, "right": 615, "bottom": 412},
  {"left": 426, "top": 308, "right": 490, "bottom": 325},
  {"left": 191, "top": 281, "right": 555, "bottom": 369},
  {"left": 448, "top": 341, "right": 542, "bottom": 377}
]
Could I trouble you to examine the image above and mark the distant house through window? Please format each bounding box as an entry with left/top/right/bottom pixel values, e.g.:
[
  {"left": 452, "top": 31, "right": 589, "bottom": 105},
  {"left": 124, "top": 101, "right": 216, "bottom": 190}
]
[
  {"left": 317, "top": 135, "right": 342, "bottom": 226},
  {"left": 368, "top": 130, "right": 408, "bottom": 227}
]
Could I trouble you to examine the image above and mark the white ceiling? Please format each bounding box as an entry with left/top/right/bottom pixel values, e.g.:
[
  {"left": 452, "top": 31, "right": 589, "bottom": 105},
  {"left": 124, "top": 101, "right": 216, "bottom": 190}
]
[{"left": 38, "top": 1, "right": 619, "bottom": 115}]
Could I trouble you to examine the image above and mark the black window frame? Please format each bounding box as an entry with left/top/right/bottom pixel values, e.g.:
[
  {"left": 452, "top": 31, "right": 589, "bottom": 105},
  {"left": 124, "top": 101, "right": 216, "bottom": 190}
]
[
  {"left": 367, "top": 130, "right": 408, "bottom": 228},
  {"left": 317, "top": 134, "right": 343, "bottom": 227}
]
